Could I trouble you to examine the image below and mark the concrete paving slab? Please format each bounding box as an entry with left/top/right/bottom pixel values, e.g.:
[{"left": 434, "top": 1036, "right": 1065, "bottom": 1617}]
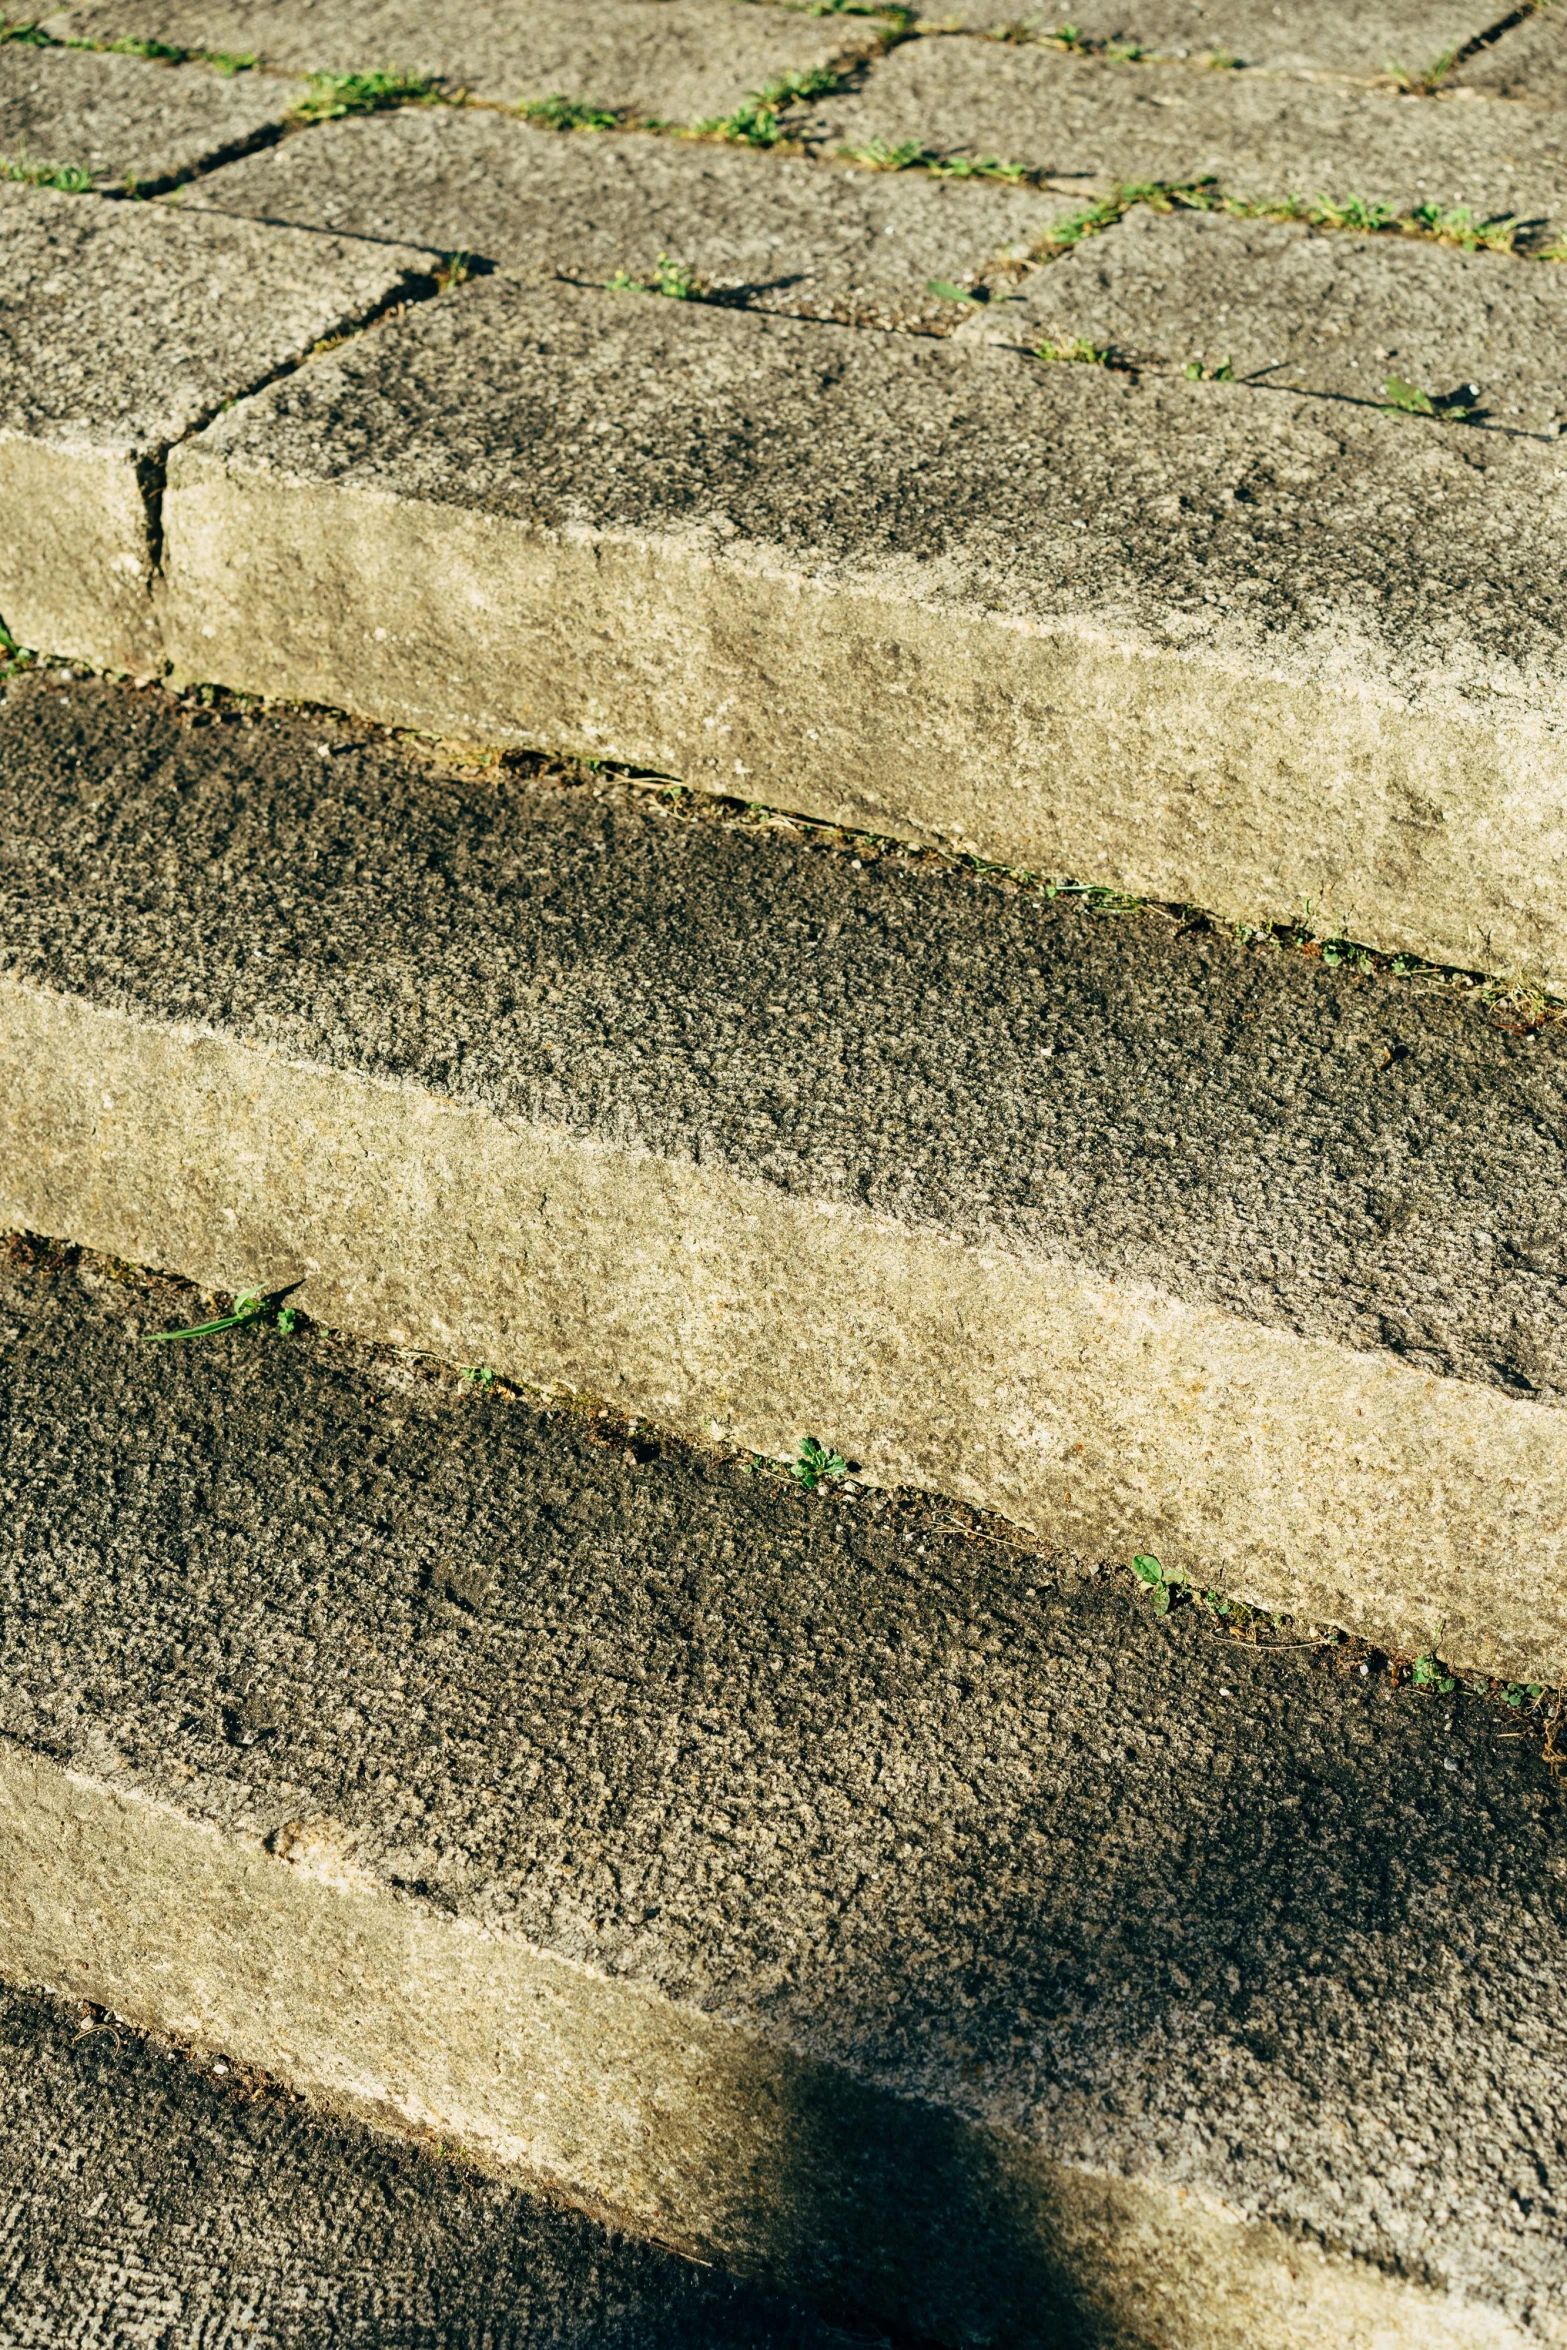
[
  {"left": 6, "top": 677, "right": 1567, "bottom": 1677},
  {"left": 1, "top": 1237, "right": 1565, "bottom": 2347},
  {"left": 159, "top": 271, "right": 1567, "bottom": 985},
  {"left": 0, "top": 36, "right": 302, "bottom": 190},
  {"left": 184, "top": 107, "right": 1075, "bottom": 331},
  {"left": 1456, "top": 6, "right": 1567, "bottom": 102},
  {"left": 808, "top": 41, "right": 1567, "bottom": 229},
  {"left": 909, "top": 2, "right": 1496, "bottom": 79},
  {"left": 0, "top": 1980, "right": 852, "bottom": 2348},
  {"left": 40, "top": 0, "right": 875, "bottom": 123},
  {"left": 0, "top": 183, "right": 433, "bottom": 673},
  {"left": 958, "top": 201, "right": 1567, "bottom": 432}
]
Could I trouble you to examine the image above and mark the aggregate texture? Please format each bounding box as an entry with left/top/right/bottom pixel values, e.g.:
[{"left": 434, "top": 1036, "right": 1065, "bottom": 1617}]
[
  {"left": 159, "top": 271, "right": 1567, "bottom": 984},
  {"left": 184, "top": 105, "right": 1075, "bottom": 331},
  {"left": 962, "top": 202, "right": 1567, "bottom": 433},
  {"left": 1456, "top": 4, "right": 1567, "bottom": 100},
  {"left": 0, "top": 36, "right": 302, "bottom": 189},
  {"left": 38, "top": 0, "right": 875, "bottom": 122},
  {"left": 0, "top": 1979, "right": 857, "bottom": 2349},
  {"left": 905, "top": 0, "right": 1498, "bottom": 76},
  {"left": 0, "top": 1242, "right": 1565, "bottom": 2348},
  {"left": 4, "top": 678, "right": 1567, "bottom": 1672},
  {"left": 807, "top": 42, "right": 1567, "bottom": 230},
  {"left": 0, "top": 180, "right": 433, "bottom": 673}
]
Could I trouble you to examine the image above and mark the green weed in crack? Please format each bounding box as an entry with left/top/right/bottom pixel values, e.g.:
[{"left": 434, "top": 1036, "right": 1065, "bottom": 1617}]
[
  {"left": 516, "top": 92, "right": 621, "bottom": 131},
  {"left": 142, "top": 1287, "right": 300, "bottom": 1342},
  {"left": 691, "top": 63, "right": 845, "bottom": 147},
  {"left": 293, "top": 69, "right": 439, "bottom": 123},
  {"left": 0, "top": 152, "right": 90, "bottom": 190}
]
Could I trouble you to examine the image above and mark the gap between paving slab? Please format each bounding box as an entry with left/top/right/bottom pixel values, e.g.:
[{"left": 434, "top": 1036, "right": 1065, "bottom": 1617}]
[
  {"left": 153, "top": 271, "right": 1567, "bottom": 985},
  {"left": 6, "top": 676, "right": 1567, "bottom": 1680},
  {"left": 1, "top": 1243, "right": 1565, "bottom": 2348},
  {"left": 0, "top": 38, "right": 304, "bottom": 192}
]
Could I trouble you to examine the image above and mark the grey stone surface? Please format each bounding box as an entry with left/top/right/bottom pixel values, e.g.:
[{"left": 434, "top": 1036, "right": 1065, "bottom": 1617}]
[
  {"left": 1, "top": 1237, "right": 1566, "bottom": 2347},
  {"left": 5, "top": 678, "right": 1567, "bottom": 1674},
  {"left": 0, "top": 38, "right": 302, "bottom": 191},
  {"left": 0, "top": 184, "right": 429, "bottom": 676},
  {"left": 0, "top": 1979, "right": 853, "bottom": 2348},
  {"left": 41, "top": 0, "right": 875, "bottom": 122},
  {"left": 185, "top": 107, "right": 1074, "bottom": 330},
  {"left": 808, "top": 40, "right": 1567, "bottom": 228},
  {"left": 1456, "top": 6, "right": 1567, "bottom": 101},
  {"left": 908, "top": 2, "right": 1494, "bottom": 77},
  {"left": 961, "top": 201, "right": 1567, "bottom": 431},
  {"left": 159, "top": 273, "right": 1567, "bottom": 986},
  {"left": 0, "top": 182, "right": 432, "bottom": 672}
]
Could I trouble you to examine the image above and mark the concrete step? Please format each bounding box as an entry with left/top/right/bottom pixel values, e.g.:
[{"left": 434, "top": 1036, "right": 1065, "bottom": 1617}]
[
  {"left": 2, "top": 1233, "right": 1564, "bottom": 2347},
  {"left": 0, "top": 178, "right": 433, "bottom": 674},
  {"left": 0, "top": 1977, "right": 865, "bottom": 2346},
  {"left": 3, "top": 672, "right": 1567, "bottom": 1678},
  {"left": 149, "top": 262, "right": 1567, "bottom": 982},
  {"left": 38, "top": 0, "right": 879, "bottom": 123}
]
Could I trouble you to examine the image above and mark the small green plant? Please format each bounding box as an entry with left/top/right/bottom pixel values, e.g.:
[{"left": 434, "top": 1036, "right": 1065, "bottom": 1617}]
[
  {"left": 1131, "top": 1552, "right": 1186, "bottom": 1614},
  {"left": 1383, "top": 373, "right": 1482, "bottom": 422},
  {"left": 1038, "top": 334, "right": 1109, "bottom": 364},
  {"left": 1384, "top": 44, "right": 1462, "bottom": 95},
  {"left": 207, "top": 48, "right": 258, "bottom": 74},
  {"left": 1407, "top": 202, "right": 1523, "bottom": 254},
  {"left": 142, "top": 1287, "right": 303, "bottom": 1344},
  {"left": 608, "top": 252, "right": 702, "bottom": 297},
  {"left": 792, "top": 1436, "right": 851, "bottom": 1490},
  {"left": 0, "top": 20, "right": 52, "bottom": 45},
  {"left": 0, "top": 615, "right": 33, "bottom": 668},
  {"left": 103, "top": 33, "right": 187, "bottom": 60},
  {"left": 1505, "top": 1682, "right": 1548, "bottom": 1707},
  {"left": 1184, "top": 355, "right": 1234, "bottom": 381},
  {"left": 1411, "top": 1651, "right": 1457, "bottom": 1693},
  {"left": 434, "top": 250, "right": 471, "bottom": 290},
  {"left": 926, "top": 276, "right": 984, "bottom": 302},
  {"left": 1041, "top": 22, "right": 1092, "bottom": 50},
  {"left": 929, "top": 151, "right": 1030, "bottom": 183},
  {"left": 460, "top": 1364, "right": 495, "bottom": 1388},
  {"left": 0, "top": 153, "right": 91, "bottom": 190},
  {"left": 1204, "top": 49, "right": 1241, "bottom": 68},
  {"left": 840, "top": 136, "right": 926, "bottom": 170},
  {"left": 692, "top": 64, "right": 841, "bottom": 147},
  {"left": 293, "top": 69, "right": 438, "bottom": 122},
  {"left": 1104, "top": 39, "right": 1145, "bottom": 61},
  {"left": 517, "top": 91, "right": 619, "bottom": 131}
]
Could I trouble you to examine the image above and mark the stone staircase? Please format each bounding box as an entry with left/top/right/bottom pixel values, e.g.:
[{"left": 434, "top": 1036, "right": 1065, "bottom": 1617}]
[{"left": 3, "top": 6, "right": 1567, "bottom": 2342}]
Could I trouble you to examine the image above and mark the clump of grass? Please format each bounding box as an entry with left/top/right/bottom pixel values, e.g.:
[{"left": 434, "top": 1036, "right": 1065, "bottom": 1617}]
[
  {"left": 102, "top": 33, "right": 187, "bottom": 61},
  {"left": 1383, "top": 373, "right": 1482, "bottom": 423},
  {"left": 0, "top": 19, "right": 53, "bottom": 44},
  {"left": 1383, "top": 44, "right": 1462, "bottom": 95},
  {"left": 1038, "top": 333, "right": 1110, "bottom": 363},
  {"left": 517, "top": 91, "right": 620, "bottom": 131},
  {"left": 0, "top": 152, "right": 91, "bottom": 190},
  {"left": 691, "top": 63, "right": 843, "bottom": 147},
  {"left": 293, "top": 69, "right": 438, "bottom": 122}
]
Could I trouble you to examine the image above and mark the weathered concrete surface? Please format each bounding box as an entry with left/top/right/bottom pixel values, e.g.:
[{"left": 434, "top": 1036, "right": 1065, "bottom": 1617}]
[
  {"left": 41, "top": 0, "right": 875, "bottom": 122},
  {"left": 1456, "top": 5, "right": 1567, "bottom": 101},
  {"left": 186, "top": 106, "right": 1074, "bottom": 330},
  {"left": 809, "top": 42, "right": 1567, "bottom": 228},
  {"left": 6, "top": 677, "right": 1567, "bottom": 1674},
  {"left": 909, "top": 1, "right": 1496, "bottom": 77},
  {"left": 160, "top": 271, "right": 1567, "bottom": 984},
  {"left": 961, "top": 202, "right": 1567, "bottom": 432},
  {"left": 0, "top": 1982, "right": 854, "bottom": 2348},
  {"left": 0, "top": 182, "right": 432, "bottom": 673},
  {"left": 1, "top": 1239, "right": 1565, "bottom": 2346},
  {"left": 0, "top": 38, "right": 302, "bottom": 190}
]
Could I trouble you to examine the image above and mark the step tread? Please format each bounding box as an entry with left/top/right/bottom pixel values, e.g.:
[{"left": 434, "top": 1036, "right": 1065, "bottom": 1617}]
[{"left": 0, "top": 38, "right": 304, "bottom": 192}]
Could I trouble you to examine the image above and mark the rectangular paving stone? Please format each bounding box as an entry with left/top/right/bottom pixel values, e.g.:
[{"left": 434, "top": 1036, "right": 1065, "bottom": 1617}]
[
  {"left": 0, "top": 37, "right": 303, "bottom": 190},
  {"left": 0, "top": 1238, "right": 1563, "bottom": 2347},
  {"left": 40, "top": 0, "right": 876, "bottom": 122},
  {"left": 160, "top": 271, "right": 1567, "bottom": 984},
  {"left": 183, "top": 106, "right": 1076, "bottom": 331},
  {"left": 0, "top": 182, "right": 433, "bottom": 672},
  {"left": 808, "top": 41, "right": 1567, "bottom": 231},
  {"left": 960, "top": 201, "right": 1567, "bottom": 432},
  {"left": 0, "top": 1983, "right": 845, "bottom": 2349},
  {"left": 1456, "top": 6, "right": 1567, "bottom": 101},
  {"left": 6, "top": 677, "right": 1567, "bottom": 1680},
  {"left": 910, "top": 0, "right": 1496, "bottom": 80}
]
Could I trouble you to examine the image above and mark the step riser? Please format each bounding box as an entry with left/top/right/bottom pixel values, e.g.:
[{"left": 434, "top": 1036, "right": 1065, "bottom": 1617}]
[
  {"left": 0, "top": 1736, "right": 1530, "bottom": 2350},
  {"left": 7, "top": 977, "right": 1565, "bottom": 1681},
  {"left": 158, "top": 454, "right": 1561, "bottom": 981},
  {"left": 0, "top": 441, "right": 158, "bottom": 678}
]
